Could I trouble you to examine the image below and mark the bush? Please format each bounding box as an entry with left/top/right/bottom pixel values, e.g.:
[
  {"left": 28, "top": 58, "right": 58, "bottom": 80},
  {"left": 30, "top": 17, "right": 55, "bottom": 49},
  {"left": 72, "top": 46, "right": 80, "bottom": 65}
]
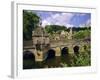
[
  {"left": 73, "top": 30, "right": 90, "bottom": 39},
  {"left": 71, "top": 52, "right": 91, "bottom": 66}
]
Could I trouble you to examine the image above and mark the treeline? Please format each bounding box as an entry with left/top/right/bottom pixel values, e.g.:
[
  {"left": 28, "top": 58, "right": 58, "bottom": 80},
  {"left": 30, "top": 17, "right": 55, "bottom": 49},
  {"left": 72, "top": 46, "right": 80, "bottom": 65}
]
[
  {"left": 45, "top": 25, "right": 91, "bottom": 34},
  {"left": 45, "top": 25, "right": 67, "bottom": 34},
  {"left": 72, "top": 27, "right": 91, "bottom": 32}
]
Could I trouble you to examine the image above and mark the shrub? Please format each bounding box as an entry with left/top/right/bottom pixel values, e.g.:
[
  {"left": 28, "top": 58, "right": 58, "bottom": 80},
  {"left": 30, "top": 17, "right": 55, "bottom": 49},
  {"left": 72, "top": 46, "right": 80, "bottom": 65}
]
[{"left": 72, "top": 52, "right": 91, "bottom": 66}]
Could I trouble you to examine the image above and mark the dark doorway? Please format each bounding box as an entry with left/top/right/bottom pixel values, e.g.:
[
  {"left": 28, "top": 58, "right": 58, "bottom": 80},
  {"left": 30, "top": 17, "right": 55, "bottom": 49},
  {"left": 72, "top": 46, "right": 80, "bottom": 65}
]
[
  {"left": 46, "top": 49, "right": 55, "bottom": 59},
  {"left": 73, "top": 46, "right": 79, "bottom": 55},
  {"left": 61, "top": 47, "right": 69, "bottom": 55}
]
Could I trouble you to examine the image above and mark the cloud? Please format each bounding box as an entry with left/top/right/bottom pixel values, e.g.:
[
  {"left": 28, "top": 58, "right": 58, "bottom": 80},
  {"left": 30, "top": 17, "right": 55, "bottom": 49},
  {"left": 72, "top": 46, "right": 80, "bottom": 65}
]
[
  {"left": 42, "top": 20, "right": 50, "bottom": 27},
  {"left": 79, "top": 24, "right": 85, "bottom": 27},
  {"left": 79, "top": 19, "right": 91, "bottom": 27},
  {"left": 38, "top": 11, "right": 91, "bottom": 28},
  {"left": 42, "top": 12, "right": 74, "bottom": 27},
  {"left": 75, "top": 13, "right": 87, "bottom": 16},
  {"left": 86, "top": 19, "right": 91, "bottom": 26},
  {"left": 65, "top": 24, "right": 74, "bottom": 27}
]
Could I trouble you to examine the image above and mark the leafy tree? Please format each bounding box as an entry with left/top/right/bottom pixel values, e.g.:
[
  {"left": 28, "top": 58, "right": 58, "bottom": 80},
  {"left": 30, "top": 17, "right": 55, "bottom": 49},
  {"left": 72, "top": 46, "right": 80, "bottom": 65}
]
[
  {"left": 72, "top": 52, "right": 91, "bottom": 66},
  {"left": 73, "top": 30, "right": 90, "bottom": 39},
  {"left": 72, "top": 26, "right": 91, "bottom": 32},
  {"left": 45, "top": 25, "right": 67, "bottom": 34},
  {"left": 23, "top": 10, "right": 40, "bottom": 40}
]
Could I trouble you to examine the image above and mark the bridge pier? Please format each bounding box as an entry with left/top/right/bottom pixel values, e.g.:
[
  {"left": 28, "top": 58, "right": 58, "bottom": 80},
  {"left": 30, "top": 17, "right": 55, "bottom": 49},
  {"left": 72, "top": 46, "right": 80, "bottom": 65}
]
[
  {"left": 68, "top": 45, "right": 74, "bottom": 54},
  {"left": 80, "top": 46, "right": 85, "bottom": 52},
  {"left": 54, "top": 47, "right": 61, "bottom": 56},
  {"left": 35, "top": 50, "right": 44, "bottom": 61}
]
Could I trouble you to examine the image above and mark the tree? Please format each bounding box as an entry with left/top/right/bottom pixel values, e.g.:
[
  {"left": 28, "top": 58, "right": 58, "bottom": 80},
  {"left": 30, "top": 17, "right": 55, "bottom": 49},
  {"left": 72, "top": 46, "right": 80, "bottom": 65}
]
[
  {"left": 45, "top": 25, "right": 67, "bottom": 34},
  {"left": 73, "top": 30, "right": 90, "bottom": 39},
  {"left": 23, "top": 10, "right": 40, "bottom": 40}
]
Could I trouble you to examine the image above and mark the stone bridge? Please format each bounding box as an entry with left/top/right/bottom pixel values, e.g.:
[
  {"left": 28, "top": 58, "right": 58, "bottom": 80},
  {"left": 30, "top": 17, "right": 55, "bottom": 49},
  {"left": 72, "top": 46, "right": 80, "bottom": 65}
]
[
  {"left": 23, "top": 39, "right": 90, "bottom": 62},
  {"left": 23, "top": 24, "right": 90, "bottom": 62}
]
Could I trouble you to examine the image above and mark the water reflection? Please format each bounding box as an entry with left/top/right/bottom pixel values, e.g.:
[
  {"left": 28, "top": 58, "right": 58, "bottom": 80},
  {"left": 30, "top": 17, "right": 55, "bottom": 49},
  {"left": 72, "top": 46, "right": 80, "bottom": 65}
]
[{"left": 23, "top": 54, "right": 74, "bottom": 69}]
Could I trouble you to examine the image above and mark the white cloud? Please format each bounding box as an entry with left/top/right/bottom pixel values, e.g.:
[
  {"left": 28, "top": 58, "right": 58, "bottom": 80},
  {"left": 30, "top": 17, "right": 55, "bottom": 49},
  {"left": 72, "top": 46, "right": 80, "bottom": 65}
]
[
  {"left": 65, "top": 24, "right": 74, "bottom": 28},
  {"left": 42, "top": 12, "right": 74, "bottom": 27},
  {"left": 52, "top": 13, "right": 74, "bottom": 23},
  {"left": 79, "top": 24, "right": 86, "bottom": 27},
  {"left": 79, "top": 19, "right": 91, "bottom": 27},
  {"left": 86, "top": 19, "right": 91, "bottom": 26},
  {"left": 75, "top": 13, "right": 86, "bottom": 16},
  {"left": 42, "top": 20, "right": 50, "bottom": 27}
]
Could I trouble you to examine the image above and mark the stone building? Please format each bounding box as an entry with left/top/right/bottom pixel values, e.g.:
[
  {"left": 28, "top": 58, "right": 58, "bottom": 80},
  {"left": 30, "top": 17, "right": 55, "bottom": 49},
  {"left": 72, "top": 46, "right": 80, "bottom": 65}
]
[{"left": 32, "top": 26, "right": 50, "bottom": 50}]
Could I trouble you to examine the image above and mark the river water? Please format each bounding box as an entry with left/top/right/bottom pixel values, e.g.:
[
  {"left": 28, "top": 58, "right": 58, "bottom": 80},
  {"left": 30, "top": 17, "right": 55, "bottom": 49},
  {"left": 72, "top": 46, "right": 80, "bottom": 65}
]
[
  {"left": 23, "top": 53, "right": 77, "bottom": 69},
  {"left": 23, "top": 45, "right": 91, "bottom": 69}
]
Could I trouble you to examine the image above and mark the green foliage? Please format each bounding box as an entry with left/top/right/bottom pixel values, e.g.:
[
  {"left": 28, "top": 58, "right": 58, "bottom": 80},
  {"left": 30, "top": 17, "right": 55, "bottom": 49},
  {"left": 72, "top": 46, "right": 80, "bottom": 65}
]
[
  {"left": 45, "top": 25, "right": 91, "bottom": 39},
  {"left": 72, "top": 26, "right": 91, "bottom": 32},
  {"left": 23, "top": 10, "right": 40, "bottom": 40},
  {"left": 71, "top": 52, "right": 91, "bottom": 66},
  {"left": 60, "top": 62, "right": 68, "bottom": 67},
  {"left": 45, "top": 25, "right": 67, "bottom": 34},
  {"left": 73, "top": 29, "right": 90, "bottom": 39}
]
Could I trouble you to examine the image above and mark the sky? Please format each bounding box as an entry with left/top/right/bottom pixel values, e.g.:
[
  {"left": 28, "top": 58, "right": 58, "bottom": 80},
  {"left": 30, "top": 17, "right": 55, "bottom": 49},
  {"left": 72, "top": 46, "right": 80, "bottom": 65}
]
[{"left": 32, "top": 10, "right": 91, "bottom": 28}]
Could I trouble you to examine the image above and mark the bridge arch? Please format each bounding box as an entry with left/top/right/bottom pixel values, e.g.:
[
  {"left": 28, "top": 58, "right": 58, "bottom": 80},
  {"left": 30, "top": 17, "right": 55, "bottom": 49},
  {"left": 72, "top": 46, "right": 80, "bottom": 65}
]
[
  {"left": 46, "top": 49, "right": 56, "bottom": 59},
  {"left": 61, "top": 47, "right": 69, "bottom": 55},
  {"left": 73, "top": 45, "right": 80, "bottom": 55},
  {"left": 23, "top": 50, "right": 35, "bottom": 61}
]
